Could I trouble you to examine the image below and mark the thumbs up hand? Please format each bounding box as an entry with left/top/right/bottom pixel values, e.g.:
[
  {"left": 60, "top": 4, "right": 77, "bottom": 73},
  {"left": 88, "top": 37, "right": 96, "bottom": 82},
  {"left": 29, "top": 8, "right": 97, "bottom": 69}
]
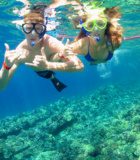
[
  {"left": 4, "top": 43, "right": 21, "bottom": 68},
  {"left": 25, "top": 46, "right": 49, "bottom": 70}
]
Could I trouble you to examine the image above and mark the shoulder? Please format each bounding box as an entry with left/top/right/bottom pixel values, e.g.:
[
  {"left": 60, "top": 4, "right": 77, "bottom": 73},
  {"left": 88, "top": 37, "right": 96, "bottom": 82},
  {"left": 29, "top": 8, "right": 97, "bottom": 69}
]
[
  {"left": 16, "top": 39, "right": 27, "bottom": 50},
  {"left": 43, "top": 34, "right": 64, "bottom": 51},
  {"left": 43, "top": 34, "right": 63, "bottom": 44}
]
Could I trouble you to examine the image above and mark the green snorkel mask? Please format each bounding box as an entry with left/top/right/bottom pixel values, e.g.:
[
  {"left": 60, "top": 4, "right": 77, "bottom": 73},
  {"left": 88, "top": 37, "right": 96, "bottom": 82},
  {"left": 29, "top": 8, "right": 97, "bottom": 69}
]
[
  {"left": 82, "top": 17, "right": 107, "bottom": 32},
  {"left": 80, "top": 3, "right": 107, "bottom": 32}
]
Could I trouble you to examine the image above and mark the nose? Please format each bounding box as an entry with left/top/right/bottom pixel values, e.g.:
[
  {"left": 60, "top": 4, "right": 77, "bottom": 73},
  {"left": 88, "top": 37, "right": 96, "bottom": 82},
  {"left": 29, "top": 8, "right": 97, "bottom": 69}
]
[
  {"left": 31, "top": 29, "right": 36, "bottom": 36},
  {"left": 94, "top": 26, "right": 98, "bottom": 31}
]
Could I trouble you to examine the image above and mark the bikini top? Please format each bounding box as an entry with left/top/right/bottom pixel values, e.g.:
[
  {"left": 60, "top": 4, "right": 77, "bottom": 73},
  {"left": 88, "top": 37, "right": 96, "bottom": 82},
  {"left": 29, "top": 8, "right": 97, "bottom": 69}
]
[{"left": 85, "top": 37, "right": 114, "bottom": 62}]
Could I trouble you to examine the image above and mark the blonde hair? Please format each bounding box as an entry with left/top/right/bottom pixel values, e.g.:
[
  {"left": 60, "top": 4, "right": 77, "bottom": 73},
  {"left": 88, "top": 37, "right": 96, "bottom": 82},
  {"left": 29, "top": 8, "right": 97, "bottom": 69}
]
[
  {"left": 24, "top": 12, "right": 44, "bottom": 23},
  {"left": 74, "top": 7, "right": 123, "bottom": 49}
]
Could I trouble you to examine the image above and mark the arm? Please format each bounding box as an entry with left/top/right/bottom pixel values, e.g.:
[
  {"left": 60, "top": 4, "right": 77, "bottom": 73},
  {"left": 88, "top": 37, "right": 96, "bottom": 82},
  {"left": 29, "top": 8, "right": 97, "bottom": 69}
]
[
  {"left": 69, "top": 40, "right": 83, "bottom": 54},
  {"left": 123, "top": 35, "right": 140, "bottom": 41},
  {"left": 50, "top": 37, "right": 85, "bottom": 61},
  {"left": 25, "top": 37, "right": 84, "bottom": 72},
  {"left": 46, "top": 54, "right": 84, "bottom": 72},
  {"left": 0, "top": 64, "right": 18, "bottom": 90},
  {"left": 45, "top": 36, "right": 84, "bottom": 72},
  {"left": 0, "top": 44, "right": 20, "bottom": 90},
  {"left": 26, "top": 48, "right": 84, "bottom": 72},
  {"left": 69, "top": 37, "right": 89, "bottom": 55}
]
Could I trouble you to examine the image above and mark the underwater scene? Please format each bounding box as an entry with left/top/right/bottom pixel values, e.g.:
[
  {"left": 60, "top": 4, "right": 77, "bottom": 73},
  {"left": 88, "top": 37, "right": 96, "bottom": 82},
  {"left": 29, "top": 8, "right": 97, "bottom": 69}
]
[{"left": 0, "top": 0, "right": 140, "bottom": 159}]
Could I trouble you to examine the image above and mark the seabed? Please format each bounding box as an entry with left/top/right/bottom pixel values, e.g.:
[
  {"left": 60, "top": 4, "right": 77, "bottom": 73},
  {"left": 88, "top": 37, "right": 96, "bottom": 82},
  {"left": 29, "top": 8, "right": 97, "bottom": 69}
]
[{"left": 0, "top": 84, "right": 140, "bottom": 160}]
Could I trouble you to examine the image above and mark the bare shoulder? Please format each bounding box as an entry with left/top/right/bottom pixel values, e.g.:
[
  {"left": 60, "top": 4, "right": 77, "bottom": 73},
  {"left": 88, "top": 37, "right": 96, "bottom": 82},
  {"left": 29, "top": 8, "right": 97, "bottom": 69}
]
[
  {"left": 43, "top": 34, "right": 63, "bottom": 45},
  {"left": 43, "top": 34, "right": 64, "bottom": 52},
  {"left": 16, "top": 39, "right": 27, "bottom": 50}
]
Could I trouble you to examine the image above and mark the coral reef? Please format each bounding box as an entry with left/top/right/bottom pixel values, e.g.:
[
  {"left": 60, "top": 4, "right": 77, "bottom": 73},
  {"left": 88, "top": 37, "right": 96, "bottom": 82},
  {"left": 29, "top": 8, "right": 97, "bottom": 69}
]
[{"left": 0, "top": 83, "right": 140, "bottom": 160}]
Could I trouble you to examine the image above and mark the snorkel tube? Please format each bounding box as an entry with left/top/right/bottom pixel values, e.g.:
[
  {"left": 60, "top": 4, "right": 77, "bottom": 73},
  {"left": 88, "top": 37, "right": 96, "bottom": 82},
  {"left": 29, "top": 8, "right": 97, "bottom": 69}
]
[
  {"left": 30, "top": 25, "right": 46, "bottom": 47},
  {"left": 30, "top": 28, "right": 46, "bottom": 47},
  {"left": 31, "top": 41, "right": 35, "bottom": 46},
  {"left": 29, "top": 3, "right": 48, "bottom": 47},
  {"left": 30, "top": 19, "right": 47, "bottom": 47}
]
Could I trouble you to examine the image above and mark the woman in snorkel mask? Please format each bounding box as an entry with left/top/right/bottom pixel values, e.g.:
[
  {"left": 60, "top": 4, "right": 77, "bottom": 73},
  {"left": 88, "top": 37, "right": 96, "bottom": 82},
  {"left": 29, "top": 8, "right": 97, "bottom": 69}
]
[
  {"left": 0, "top": 11, "right": 83, "bottom": 92},
  {"left": 68, "top": 7, "right": 123, "bottom": 65}
]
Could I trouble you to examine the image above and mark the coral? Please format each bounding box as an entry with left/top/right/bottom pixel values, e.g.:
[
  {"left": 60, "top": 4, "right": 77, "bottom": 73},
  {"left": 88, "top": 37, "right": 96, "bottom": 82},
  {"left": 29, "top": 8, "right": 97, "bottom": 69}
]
[
  {"left": 0, "top": 84, "right": 140, "bottom": 159},
  {"left": 36, "top": 151, "right": 62, "bottom": 160}
]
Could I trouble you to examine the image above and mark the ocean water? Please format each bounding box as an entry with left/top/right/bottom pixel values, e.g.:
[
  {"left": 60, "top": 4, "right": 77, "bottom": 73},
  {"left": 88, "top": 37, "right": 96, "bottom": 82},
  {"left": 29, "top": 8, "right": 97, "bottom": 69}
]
[
  {"left": 0, "top": 0, "right": 139, "bottom": 118},
  {"left": 0, "top": 0, "right": 140, "bottom": 159}
]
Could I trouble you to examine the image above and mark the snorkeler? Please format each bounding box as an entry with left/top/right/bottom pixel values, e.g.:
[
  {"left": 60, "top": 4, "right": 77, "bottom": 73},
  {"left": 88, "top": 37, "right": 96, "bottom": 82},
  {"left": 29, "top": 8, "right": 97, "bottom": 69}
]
[
  {"left": 44, "top": 1, "right": 140, "bottom": 65},
  {"left": 66, "top": 7, "right": 123, "bottom": 65},
  {"left": 50, "top": 6, "right": 123, "bottom": 65},
  {"left": 0, "top": 11, "right": 83, "bottom": 91},
  {"left": 59, "top": 5, "right": 140, "bottom": 66}
]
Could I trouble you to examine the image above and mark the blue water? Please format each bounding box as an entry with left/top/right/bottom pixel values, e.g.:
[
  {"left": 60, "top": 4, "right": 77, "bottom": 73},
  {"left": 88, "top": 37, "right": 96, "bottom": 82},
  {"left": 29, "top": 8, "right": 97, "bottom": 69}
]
[{"left": 0, "top": 0, "right": 140, "bottom": 118}]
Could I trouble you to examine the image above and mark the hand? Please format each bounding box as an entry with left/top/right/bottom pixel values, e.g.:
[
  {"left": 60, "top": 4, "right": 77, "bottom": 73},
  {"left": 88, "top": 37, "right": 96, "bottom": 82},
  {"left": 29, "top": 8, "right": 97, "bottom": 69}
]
[
  {"left": 65, "top": 38, "right": 70, "bottom": 45},
  {"left": 61, "top": 39, "right": 75, "bottom": 57},
  {"left": 25, "top": 47, "right": 49, "bottom": 70},
  {"left": 16, "top": 48, "right": 29, "bottom": 64},
  {"left": 4, "top": 43, "right": 21, "bottom": 67}
]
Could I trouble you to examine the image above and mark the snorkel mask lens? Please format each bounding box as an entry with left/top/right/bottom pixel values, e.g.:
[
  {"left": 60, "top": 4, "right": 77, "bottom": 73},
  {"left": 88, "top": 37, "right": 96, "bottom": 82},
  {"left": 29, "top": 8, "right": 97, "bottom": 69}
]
[
  {"left": 22, "top": 23, "right": 46, "bottom": 34},
  {"left": 34, "top": 23, "right": 46, "bottom": 34},
  {"left": 82, "top": 20, "right": 95, "bottom": 32},
  {"left": 96, "top": 18, "right": 107, "bottom": 29}
]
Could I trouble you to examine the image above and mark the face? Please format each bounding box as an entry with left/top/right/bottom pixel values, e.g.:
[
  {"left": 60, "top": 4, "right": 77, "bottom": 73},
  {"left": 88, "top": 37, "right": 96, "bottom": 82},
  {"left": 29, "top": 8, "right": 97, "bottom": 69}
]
[
  {"left": 22, "top": 20, "right": 46, "bottom": 46},
  {"left": 83, "top": 14, "right": 107, "bottom": 37}
]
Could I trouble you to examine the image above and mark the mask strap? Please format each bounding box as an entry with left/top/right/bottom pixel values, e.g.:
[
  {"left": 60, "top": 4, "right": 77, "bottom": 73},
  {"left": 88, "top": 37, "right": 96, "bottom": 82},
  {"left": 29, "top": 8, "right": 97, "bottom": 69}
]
[
  {"left": 79, "top": 19, "right": 91, "bottom": 36},
  {"left": 39, "top": 28, "right": 46, "bottom": 39}
]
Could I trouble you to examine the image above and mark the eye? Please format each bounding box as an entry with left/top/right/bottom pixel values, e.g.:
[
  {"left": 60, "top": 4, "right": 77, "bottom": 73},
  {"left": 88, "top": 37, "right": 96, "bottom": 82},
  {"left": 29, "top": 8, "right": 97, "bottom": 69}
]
[
  {"left": 24, "top": 24, "right": 32, "bottom": 30},
  {"left": 96, "top": 19, "right": 107, "bottom": 29},
  {"left": 87, "top": 22, "right": 94, "bottom": 28},
  {"left": 22, "top": 24, "right": 33, "bottom": 33},
  {"left": 26, "top": 27, "right": 32, "bottom": 30},
  {"left": 35, "top": 24, "right": 45, "bottom": 33}
]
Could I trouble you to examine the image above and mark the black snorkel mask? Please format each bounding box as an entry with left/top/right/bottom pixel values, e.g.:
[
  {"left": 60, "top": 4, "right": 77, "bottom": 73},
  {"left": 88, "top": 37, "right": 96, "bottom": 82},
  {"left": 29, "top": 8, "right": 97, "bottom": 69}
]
[{"left": 23, "top": 3, "right": 48, "bottom": 46}]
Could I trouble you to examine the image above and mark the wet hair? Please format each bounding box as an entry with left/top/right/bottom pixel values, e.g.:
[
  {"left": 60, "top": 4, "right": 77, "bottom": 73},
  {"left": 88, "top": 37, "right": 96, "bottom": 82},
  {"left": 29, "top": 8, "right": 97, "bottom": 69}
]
[
  {"left": 104, "top": 7, "right": 123, "bottom": 48},
  {"left": 24, "top": 12, "right": 44, "bottom": 23},
  {"left": 30, "top": 2, "right": 47, "bottom": 10},
  {"left": 74, "top": 7, "right": 123, "bottom": 49},
  {"left": 29, "top": 2, "right": 47, "bottom": 16}
]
